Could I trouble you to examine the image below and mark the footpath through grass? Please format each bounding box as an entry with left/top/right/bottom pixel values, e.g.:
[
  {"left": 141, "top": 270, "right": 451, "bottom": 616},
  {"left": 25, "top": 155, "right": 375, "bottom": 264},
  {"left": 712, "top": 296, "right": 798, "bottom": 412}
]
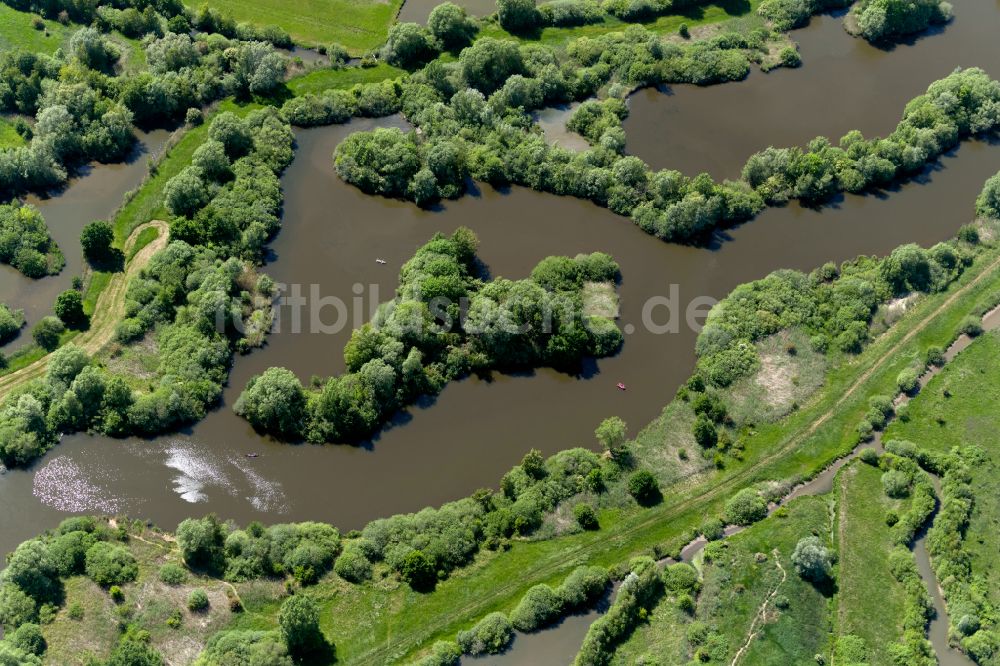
[
  {"left": 182, "top": 0, "right": 404, "bottom": 52},
  {"left": 225, "top": 246, "right": 1000, "bottom": 664}
]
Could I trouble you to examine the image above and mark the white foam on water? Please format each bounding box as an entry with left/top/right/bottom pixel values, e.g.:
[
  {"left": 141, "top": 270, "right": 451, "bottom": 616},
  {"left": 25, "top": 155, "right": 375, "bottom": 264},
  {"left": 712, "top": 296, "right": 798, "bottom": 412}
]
[
  {"left": 164, "top": 441, "right": 234, "bottom": 504},
  {"left": 231, "top": 457, "right": 288, "bottom": 513}
]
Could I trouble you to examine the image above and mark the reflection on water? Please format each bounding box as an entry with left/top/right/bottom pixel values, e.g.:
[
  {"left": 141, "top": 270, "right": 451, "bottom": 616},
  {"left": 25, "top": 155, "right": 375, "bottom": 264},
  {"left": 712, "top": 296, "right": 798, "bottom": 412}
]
[{"left": 33, "top": 456, "right": 124, "bottom": 514}]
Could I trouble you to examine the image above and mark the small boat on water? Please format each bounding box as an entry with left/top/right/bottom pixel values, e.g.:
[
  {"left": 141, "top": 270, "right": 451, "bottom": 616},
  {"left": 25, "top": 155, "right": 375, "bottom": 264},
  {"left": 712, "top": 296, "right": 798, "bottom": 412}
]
[
  {"left": 245, "top": 453, "right": 259, "bottom": 458},
  {"left": 616, "top": 382, "right": 627, "bottom": 391},
  {"left": 376, "top": 258, "right": 387, "bottom": 264}
]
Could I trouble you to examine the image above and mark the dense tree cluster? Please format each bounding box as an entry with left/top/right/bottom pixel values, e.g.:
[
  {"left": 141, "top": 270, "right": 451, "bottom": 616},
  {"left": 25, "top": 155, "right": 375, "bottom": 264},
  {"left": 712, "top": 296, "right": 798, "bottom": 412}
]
[
  {"left": 194, "top": 630, "right": 292, "bottom": 666},
  {"left": 694, "top": 234, "right": 975, "bottom": 389},
  {"left": 0, "top": 203, "right": 63, "bottom": 278},
  {"left": 848, "top": 0, "right": 952, "bottom": 44},
  {"left": 575, "top": 556, "right": 664, "bottom": 665},
  {"left": 0, "top": 109, "right": 293, "bottom": 464},
  {"left": 166, "top": 109, "right": 293, "bottom": 261},
  {"left": 236, "top": 229, "right": 621, "bottom": 442}
]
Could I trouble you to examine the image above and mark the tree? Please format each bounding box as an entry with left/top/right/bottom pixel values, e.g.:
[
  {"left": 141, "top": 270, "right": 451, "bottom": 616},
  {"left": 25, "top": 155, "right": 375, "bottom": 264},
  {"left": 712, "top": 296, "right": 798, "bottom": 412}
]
[
  {"left": 573, "top": 503, "right": 599, "bottom": 530},
  {"left": 458, "top": 38, "right": 525, "bottom": 93},
  {"left": 724, "top": 488, "right": 768, "bottom": 526},
  {"left": 191, "top": 139, "right": 231, "bottom": 182},
  {"left": 176, "top": 515, "right": 226, "bottom": 572},
  {"left": 84, "top": 542, "right": 139, "bottom": 587},
  {"left": 278, "top": 594, "right": 324, "bottom": 657},
  {"left": 334, "top": 127, "right": 421, "bottom": 198},
  {"left": 32, "top": 316, "right": 64, "bottom": 351},
  {"left": 510, "top": 584, "right": 561, "bottom": 632},
  {"left": 0, "top": 304, "right": 25, "bottom": 345},
  {"left": 187, "top": 588, "right": 209, "bottom": 611},
  {"left": 497, "top": 0, "right": 540, "bottom": 33},
  {"left": 69, "top": 27, "right": 119, "bottom": 72},
  {"left": 80, "top": 221, "right": 114, "bottom": 263},
  {"left": 791, "top": 536, "right": 833, "bottom": 582},
  {"left": 594, "top": 416, "right": 626, "bottom": 457},
  {"left": 627, "top": 469, "right": 660, "bottom": 506},
  {"left": 692, "top": 414, "right": 718, "bottom": 448},
  {"left": 520, "top": 448, "right": 546, "bottom": 479},
  {"left": 164, "top": 166, "right": 210, "bottom": 218},
  {"left": 399, "top": 550, "right": 436, "bottom": 591},
  {"left": 428, "top": 2, "right": 477, "bottom": 49},
  {"left": 54, "top": 290, "right": 87, "bottom": 329},
  {"left": 233, "top": 368, "right": 307, "bottom": 439},
  {"left": 977, "top": 172, "right": 1000, "bottom": 219},
  {"left": 383, "top": 23, "right": 436, "bottom": 68}
]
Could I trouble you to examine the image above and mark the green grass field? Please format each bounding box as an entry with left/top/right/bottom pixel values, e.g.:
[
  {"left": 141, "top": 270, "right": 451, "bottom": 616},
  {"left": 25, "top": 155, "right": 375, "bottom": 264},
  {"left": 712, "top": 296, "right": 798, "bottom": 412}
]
[
  {"left": 287, "top": 62, "right": 407, "bottom": 95},
  {"left": 885, "top": 331, "right": 1000, "bottom": 608},
  {"left": 479, "top": 0, "right": 765, "bottom": 48},
  {"left": 0, "top": 3, "right": 72, "bottom": 54},
  {"left": 183, "top": 0, "right": 403, "bottom": 52},
  {"left": 834, "top": 461, "right": 911, "bottom": 665},
  {"left": 0, "top": 117, "right": 26, "bottom": 149}
]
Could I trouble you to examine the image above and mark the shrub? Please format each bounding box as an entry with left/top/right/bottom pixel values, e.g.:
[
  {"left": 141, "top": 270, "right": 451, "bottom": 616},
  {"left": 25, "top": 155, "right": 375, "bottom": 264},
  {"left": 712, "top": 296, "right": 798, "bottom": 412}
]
[
  {"left": 860, "top": 448, "right": 879, "bottom": 466},
  {"left": 32, "top": 316, "right": 64, "bottom": 350},
  {"left": 185, "top": 107, "right": 203, "bottom": 126},
  {"left": 573, "top": 503, "right": 599, "bottom": 530},
  {"left": 10, "top": 622, "right": 46, "bottom": 655},
  {"left": 399, "top": 550, "right": 436, "bottom": 591},
  {"left": 510, "top": 584, "right": 562, "bottom": 632},
  {"left": 627, "top": 470, "right": 661, "bottom": 506},
  {"left": 0, "top": 304, "right": 25, "bottom": 345},
  {"left": 457, "top": 612, "right": 513, "bottom": 655},
  {"left": 416, "top": 640, "right": 462, "bottom": 666},
  {"left": 334, "top": 542, "right": 373, "bottom": 583},
  {"left": 701, "top": 517, "right": 725, "bottom": 540},
  {"left": 54, "top": 290, "right": 87, "bottom": 329},
  {"left": 80, "top": 221, "right": 114, "bottom": 263},
  {"left": 85, "top": 542, "right": 138, "bottom": 587},
  {"left": 158, "top": 563, "right": 187, "bottom": 586},
  {"left": 109, "top": 585, "right": 124, "bottom": 602},
  {"left": 896, "top": 368, "right": 919, "bottom": 394},
  {"left": 925, "top": 346, "right": 945, "bottom": 367},
  {"left": 959, "top": 315, "right": 983, "bottom": 337},
  {"left": 187, "top": 589, "right": 209, "bottom": 611},
  {"left": 791, "top": 536, "right": 833, "bottom": 582},
  {"left": 497, "top": 0, "right": 540, "bottom": 33},
  {"left": 557, "top": 566, "right": 609, "bottom": 610},
  {"left": 724, "top": 488, "right": 768, "bottom": 526},
  {"left": 692, "top": 414, "right": 718, "bottom": 448},
  {"left": 882, "top": 469, "right": 911, "bottom": 498}
]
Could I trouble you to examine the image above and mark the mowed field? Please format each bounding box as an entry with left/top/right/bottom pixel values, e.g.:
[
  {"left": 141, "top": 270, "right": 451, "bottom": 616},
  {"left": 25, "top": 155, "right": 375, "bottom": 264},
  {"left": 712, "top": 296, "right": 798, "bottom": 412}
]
[
  {"left": 184, "top": 0, "right": 404, "bottom": 51},
  {"left": 0, "top": 3, "right": 72, "bottom": 53}
]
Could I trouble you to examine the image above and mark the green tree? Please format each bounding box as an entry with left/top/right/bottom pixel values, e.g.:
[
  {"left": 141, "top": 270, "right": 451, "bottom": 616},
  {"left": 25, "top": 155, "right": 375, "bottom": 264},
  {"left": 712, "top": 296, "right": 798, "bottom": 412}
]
[
  {"left": 233, "top": 367, "right": 307, "bottom": 439},
  {"left": 594, "top": 416, "right": 626, "bottom": 457},
  {"left": 977, "top": 172, "right": 1000, "bottom": 219},
  {"left": 80, "top": 221, "right": 114, "bottom": 263},
  {"left": 176, "top": 515, "right": 226, "bottom": 572},
  {"left": 0, "top": 304, "right": 25, "bottom": 345},
  {"left": 278, "top": 594, "right": 325, "bottom": 657},
  {"left": 724, "top": 488, "right": 768, "bottom": 526},
  {"left": 164, "top": 166, "right": 210, "bottom": 218},
  {"left": 498, "top": 0, "right": 540, "bottom": 33},
  {"left": 791, "top": 536, "right": 833, "bottom": 582},
  {"left": 84, "top": 542, "right": 139, "bottom": 587},
  {"left": 54, "top": 290, "right": 87, "bottom": 329},
  {"left": 399, "top": 550, "right": 436, "bottom": 591},
  {"left": 627, "top": 469, "right": 660, "bottom": 506},
  {"left": 428, "top": 2, "right": 477, "bottom": 49},
  {"left": 383, "top": 22, "right": 436, "bottom": 68},
  {"left": 31, "top": 316, "right": 64, "bottom": 351}
]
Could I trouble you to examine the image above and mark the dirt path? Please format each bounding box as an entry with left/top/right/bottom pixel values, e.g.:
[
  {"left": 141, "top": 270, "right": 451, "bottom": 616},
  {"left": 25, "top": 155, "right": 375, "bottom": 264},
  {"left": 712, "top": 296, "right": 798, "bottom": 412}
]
[
  {"left": 356, "top": 252, "right": 1000, "bottom": 665},
  {"left": 0, "top": 220, "right": 169, "bottom": 399},
  {"left": 731, "top": 549, "right": 786, "bottom": 666}
]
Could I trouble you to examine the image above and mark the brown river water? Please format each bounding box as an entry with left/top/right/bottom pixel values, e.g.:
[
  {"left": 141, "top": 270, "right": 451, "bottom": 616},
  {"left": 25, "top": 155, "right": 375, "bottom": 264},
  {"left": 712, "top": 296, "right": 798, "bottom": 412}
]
[{"left": 0, "top": 6, "right": 998, "bottom": 661}]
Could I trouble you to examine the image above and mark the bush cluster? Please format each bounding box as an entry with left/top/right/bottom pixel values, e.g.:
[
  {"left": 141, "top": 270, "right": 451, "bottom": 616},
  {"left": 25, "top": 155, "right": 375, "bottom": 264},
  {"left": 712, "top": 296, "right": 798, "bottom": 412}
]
[{"left": 235, "top": 229, "right": 622, "bottom": 443}]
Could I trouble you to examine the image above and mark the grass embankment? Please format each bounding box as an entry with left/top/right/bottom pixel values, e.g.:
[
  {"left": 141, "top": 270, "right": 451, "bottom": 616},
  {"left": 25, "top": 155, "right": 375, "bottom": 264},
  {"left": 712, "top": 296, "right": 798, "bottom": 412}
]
[
  {"left": 479, "top": 0, "right": 765, "bottom": 48},
  {"left": 615, "top": 495, "right": 832, "bottom": 664},
  {"left": 287, "top": 62, "right": 408, "bottom": 95},
  {"left": 834, "top": 461, "right": 911, "bottom": 665},
  {"left": 182, "top": 0, "right": 404, "bottom": 52},
  {"left": 886, "top": 331, "right": 1000, "bottom": 607},
  {"left": 0, "top": 3, "right": 72, "bottom": 54},
  {"left": 221, "top": 247, "right": 1000, "bottom": 664},
  {"left": 41, "top": 521, "right": 237, "bottom": 665}
]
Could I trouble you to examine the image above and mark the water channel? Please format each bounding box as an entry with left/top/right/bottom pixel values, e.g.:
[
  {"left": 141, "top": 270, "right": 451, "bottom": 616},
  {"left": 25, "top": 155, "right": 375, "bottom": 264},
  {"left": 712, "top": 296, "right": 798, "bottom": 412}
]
[{"left": 0, "top": 11, "right": 998, "bottom": 662}]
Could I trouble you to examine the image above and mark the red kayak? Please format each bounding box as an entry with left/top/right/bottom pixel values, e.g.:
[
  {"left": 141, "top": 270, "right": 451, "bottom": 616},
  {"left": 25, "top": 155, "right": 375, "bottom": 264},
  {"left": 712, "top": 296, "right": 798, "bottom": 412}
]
[{"left": 616, "top": 382, "right": 627, "bottom": 391}]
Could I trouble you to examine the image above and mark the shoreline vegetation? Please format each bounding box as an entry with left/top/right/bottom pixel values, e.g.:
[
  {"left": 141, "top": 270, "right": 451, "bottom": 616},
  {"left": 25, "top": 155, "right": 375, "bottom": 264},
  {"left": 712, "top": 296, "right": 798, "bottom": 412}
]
[{"left": 3, "top": 174, "right": 1000, "bottom": 663}]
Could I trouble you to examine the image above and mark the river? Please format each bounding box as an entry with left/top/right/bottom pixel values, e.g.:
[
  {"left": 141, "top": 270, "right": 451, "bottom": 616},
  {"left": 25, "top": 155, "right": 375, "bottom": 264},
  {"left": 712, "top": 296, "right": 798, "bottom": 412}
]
[{"left": 0, "top": 0, "right": 998, "bottom": 602}]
